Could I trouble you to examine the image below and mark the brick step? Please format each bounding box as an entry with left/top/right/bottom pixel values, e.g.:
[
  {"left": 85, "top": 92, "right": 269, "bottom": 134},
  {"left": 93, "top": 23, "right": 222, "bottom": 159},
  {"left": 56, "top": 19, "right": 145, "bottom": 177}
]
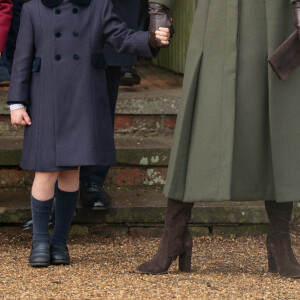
[
  {"left": 0, "top": 114, "right": 177, "bottom": 136},
  {"left": 0, "top": 166, "right": 168, "bottom": 189},
  {"left": 0, "top": 87, "right": 180, "bottom": 136},
  {"left": 114, "top": 114, "right": 176, "bottom": 136},
  {"left": 0, "top": 135, "right": 172, "bottom": 189},
  {"left": 0, "top": 188, "right": 269, "bottom": 230},
  {"left": 0, "top": 134, "right": 172, "bottom": 166}
]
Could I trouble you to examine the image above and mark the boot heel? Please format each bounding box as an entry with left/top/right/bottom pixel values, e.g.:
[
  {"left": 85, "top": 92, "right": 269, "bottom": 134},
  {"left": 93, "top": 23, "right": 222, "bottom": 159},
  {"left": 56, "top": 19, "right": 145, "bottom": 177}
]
[
  {"left": 179, "top": 248, "right": 192, "bottom": 272},
  {"left": 266, "top": 234, "right": 278, "bottom": 273}
]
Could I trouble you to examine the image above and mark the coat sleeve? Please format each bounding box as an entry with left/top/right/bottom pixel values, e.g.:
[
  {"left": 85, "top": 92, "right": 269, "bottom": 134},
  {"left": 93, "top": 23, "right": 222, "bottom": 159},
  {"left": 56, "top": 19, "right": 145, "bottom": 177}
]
[
  {"left": 149, "top": 0, "right": 173, "bottom": 9},
  {"left": 0, "top": 0, "right": 12, "bottom": 53},
  {"left": 101, "top": 0, "right": 157, "bottom": 58},
  {"left": 7, "top": 5, "right": 34, "bottom": 106}
]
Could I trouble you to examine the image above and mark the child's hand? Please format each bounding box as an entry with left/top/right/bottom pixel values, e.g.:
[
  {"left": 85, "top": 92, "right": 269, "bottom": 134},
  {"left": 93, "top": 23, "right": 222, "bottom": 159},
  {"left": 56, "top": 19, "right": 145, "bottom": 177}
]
[
  {"left": 155, "top": 27, "right": 171, "bottom": 46},
  {"left": 11, "top": 109, "right": 32, "bottom": 128}
]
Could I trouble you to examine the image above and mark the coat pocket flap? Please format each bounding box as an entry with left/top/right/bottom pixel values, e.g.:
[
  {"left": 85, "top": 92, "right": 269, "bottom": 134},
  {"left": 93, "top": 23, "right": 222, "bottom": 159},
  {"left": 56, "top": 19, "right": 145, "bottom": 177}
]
[
  {"left": 32, "top": 57, "right": 41, "bottom": 72},
  {"left": 91, "top": 53, "right": 107, "bottom": 69}
]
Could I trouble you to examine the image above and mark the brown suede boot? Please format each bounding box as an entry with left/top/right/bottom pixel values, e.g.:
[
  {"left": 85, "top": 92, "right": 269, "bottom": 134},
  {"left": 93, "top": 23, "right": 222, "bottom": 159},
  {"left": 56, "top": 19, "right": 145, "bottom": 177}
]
[
  {"left": 136, "top": 198, "right": 194, "bottom": 274},
  {"left": 266, "top": 234, "right": 278, "bottom": 273},
  {"left": 265, "top": 201, "right": 300, "bottom": 278}
]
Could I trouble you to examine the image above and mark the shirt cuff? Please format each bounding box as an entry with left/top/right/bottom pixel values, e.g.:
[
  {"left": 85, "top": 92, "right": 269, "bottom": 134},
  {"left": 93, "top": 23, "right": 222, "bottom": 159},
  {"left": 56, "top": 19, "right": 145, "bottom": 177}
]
[{"left": 10, "top": 104, "right": 25, "bottom": 111}]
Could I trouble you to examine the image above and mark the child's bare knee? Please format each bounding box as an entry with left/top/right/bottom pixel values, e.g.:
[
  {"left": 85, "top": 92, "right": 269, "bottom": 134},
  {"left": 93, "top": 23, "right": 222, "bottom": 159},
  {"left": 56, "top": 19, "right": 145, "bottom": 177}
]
[
  {"left": 34, "top": 171, "right": 59, "bottom": 185},
  {"left": 32, "top": 171, "right": 59, "bottom": 200},
  {"left": 58, "top": 169, "right": 80, "bottom": 192}
]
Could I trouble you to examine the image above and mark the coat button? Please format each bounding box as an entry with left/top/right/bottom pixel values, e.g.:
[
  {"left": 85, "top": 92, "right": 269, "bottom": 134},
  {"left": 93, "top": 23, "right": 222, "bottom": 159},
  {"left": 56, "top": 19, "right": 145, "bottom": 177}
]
[
  {"left": 73, "top": 54, "right": 80, "bottom": 60},
  {"left": 72, "top": 7, "right": 78, "bottom": 13},
  {"left": 55, "top": 32, "right": 61, "bottom": 38},
  {"left": 55, "top": 9, "right": 61, "bottom": 15},
  {"left": 73, "top": 31, "right": 79, "bottom": 37},
  {"left": 55, "top": 55, "right": 61, "bottom": 61}
]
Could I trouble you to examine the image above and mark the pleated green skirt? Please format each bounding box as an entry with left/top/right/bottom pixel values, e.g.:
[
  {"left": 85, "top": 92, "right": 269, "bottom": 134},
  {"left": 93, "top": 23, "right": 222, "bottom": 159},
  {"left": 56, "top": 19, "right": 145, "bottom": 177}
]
[
  {"left": 164, "top": 0, "right": 299, "bottom": 202},
  {"left": 232, "top": 0, "right": 274, "bottom": 200}
]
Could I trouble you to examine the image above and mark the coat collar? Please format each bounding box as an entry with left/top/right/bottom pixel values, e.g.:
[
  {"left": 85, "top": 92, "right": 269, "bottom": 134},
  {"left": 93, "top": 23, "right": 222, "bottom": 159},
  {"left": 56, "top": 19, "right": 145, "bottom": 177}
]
[{"left": 41, "top": 0, "right": 91, "bottom": 8}]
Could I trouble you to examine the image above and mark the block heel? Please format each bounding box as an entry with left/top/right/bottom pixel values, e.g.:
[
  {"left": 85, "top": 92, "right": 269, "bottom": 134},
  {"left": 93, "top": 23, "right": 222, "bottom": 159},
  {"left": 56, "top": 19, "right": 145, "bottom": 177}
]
[
  {"left": 179, "top": 247, "right": 192, "bottom": 272},
  {"left": 265, "top": 201, "right": 300, "bottom": 278},
  {"left": 136, "top": 199, "right": 194, "bottom": 275},
  {"left": 266, "top": 234, "right": 278, "bottom": 273}
]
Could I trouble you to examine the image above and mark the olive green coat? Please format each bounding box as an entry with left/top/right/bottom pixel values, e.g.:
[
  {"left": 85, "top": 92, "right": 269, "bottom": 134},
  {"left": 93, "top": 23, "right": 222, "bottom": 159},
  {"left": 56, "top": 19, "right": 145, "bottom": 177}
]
[{"left": 154, "top": 0, "right": 300, "bottom": 203}]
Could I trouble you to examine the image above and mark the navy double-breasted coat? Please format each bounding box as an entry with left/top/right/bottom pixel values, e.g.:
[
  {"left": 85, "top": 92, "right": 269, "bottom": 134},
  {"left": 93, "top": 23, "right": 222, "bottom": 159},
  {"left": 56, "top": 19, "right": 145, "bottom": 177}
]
[{"left": 7, "top": 0, "right": 155, "bottom": 171}]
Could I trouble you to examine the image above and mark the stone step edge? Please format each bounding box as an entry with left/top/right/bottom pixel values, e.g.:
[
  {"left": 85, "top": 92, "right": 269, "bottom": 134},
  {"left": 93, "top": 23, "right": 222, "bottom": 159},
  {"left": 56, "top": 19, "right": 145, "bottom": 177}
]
[
  {"left": 0, "top": 135, "right": 173, "bottom": 166},
  {"left": 0, "top": 206, "right": 270, "bottom": 225},
  {"left": 0, "top": 89, "right": 181, "bottom": 115},
  {"left": 0, "top": 188, "right": 271, "bottom": 225},
  {"left": 0, "top": 224, "right": 270, "bottom": 238}
]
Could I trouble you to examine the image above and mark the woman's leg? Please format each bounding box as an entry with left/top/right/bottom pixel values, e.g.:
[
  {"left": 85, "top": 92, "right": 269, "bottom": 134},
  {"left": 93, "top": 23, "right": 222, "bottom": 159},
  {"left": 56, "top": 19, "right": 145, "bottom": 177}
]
[
  {"left": 29, "top": 171, "right": 59, "bottom": 267},
  {"left": 265, "top": 201, "right": 300, "bottom": 278},
  {"left": 136, "top": 199, "right": 194, "bottom": 274},
  {"left": 50, "top": 168, "right": 80, "bottom": 265}
]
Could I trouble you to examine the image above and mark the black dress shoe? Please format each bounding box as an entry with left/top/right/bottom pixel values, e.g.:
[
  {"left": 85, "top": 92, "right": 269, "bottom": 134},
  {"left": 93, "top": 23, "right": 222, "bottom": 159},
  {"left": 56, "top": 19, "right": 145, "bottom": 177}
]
[
  {"left": 29, "top": 242, "right": 50, "bottom": 267},
  {"left": 50, "top": 244, "right": 70, "bottom": 265},
  {"left": 119, "top": 66, "right": 141, "bottom": 86},
  {"left": 21, "top": 203, "right": 56, "bottom": 231},
  {"left": 80, "top": 181, "right": 111, "bottom": 210}
]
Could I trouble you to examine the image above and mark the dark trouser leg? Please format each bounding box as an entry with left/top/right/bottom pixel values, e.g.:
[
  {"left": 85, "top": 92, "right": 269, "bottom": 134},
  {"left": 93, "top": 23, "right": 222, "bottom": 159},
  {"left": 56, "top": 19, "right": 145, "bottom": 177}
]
[
  {"left": 105, "top": 0, "right": 145, "bottom": 86},
  {"left": 0, "top": 50, "right": 11, "bottom": 83},
  {"left": 80, "top": 165, "right": 110, "bottom": 186},
  {"left": 79, "top": 66, "right": 120, "bottom": 209},
  {"left": 265, "top": 201, "right": 300, "bottom": 278},
  {"left": 136, "top": 199, "right": 194, "bottom": 274},
  {"left": 79, "top": 166, "right": 112, "bottom": 210}
]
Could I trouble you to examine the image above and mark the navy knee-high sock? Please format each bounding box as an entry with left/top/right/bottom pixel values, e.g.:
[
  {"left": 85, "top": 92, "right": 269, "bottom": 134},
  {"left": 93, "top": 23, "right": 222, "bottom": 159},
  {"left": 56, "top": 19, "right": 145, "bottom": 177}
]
[
  {"left": 31, "top": 195, "right": 54, "bottom": 244},
  {"left": 51, "top": 188, "right": 79, "bottom": 246}
]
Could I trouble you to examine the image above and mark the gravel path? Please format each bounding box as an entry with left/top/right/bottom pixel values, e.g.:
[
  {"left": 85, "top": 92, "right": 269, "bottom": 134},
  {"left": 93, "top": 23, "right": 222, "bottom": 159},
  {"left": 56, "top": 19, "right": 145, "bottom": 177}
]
[{"left": 0, "top": 229, "right": 299, "bottom": 299}]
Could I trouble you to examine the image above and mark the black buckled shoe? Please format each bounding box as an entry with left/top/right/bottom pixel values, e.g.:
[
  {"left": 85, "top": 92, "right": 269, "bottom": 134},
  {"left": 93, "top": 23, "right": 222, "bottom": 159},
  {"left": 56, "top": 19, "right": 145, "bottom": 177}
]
[
  {"left": 50, "top": 244, "right": 70, "bottom": 265},
  {"left": 29, "top": 242, "right": 50, "bottom": 267},
  {"left": 80, "top": 181, "right": 111, "bottom": 210}
]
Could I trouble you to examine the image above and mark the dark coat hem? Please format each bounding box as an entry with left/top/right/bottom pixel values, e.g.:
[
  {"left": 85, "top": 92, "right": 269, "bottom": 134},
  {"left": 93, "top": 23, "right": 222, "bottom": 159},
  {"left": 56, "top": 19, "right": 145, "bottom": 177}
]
[{"left": 20, "top": 162, "right": 115, "bottom": 172}]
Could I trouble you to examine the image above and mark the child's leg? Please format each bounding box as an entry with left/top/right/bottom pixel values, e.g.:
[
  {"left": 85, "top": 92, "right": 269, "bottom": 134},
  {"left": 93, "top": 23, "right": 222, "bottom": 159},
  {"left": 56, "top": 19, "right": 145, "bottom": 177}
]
[
  {"left": 31, "top": 171, "right": 59, "bottom": 244},
  {"left": 29, "top": 171, "right": 59, "bottom": 267},
  {"left": 51, "top": 168, "right": 80, "bottom": 247},
  {"left": 32, "top": 171, "right": 59, "bottom": 200}
]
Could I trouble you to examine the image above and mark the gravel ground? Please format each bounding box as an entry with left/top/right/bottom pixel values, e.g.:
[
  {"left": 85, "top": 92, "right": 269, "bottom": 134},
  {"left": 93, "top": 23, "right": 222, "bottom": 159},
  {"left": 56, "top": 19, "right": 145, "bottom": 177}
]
[{"left": 0, "top": 228, "right": 299, "bottom": 300}]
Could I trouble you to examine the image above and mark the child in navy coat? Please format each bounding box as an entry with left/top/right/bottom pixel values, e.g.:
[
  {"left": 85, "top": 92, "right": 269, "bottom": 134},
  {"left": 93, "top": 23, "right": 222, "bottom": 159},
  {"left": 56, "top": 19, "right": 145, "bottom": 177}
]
[{"left": 7, "top": 0, "right": 170, "bottom": 267}]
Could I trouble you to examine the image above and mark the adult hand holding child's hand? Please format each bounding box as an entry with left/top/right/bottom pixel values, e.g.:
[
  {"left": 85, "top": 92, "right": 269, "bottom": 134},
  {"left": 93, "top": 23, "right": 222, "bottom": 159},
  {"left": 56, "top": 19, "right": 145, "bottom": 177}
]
[
  {"left": 148, "top": 2, "right": 174, "bottom": 48},
  {"left": 11, "top": 109, "right": 32, "bottom": 128}
]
